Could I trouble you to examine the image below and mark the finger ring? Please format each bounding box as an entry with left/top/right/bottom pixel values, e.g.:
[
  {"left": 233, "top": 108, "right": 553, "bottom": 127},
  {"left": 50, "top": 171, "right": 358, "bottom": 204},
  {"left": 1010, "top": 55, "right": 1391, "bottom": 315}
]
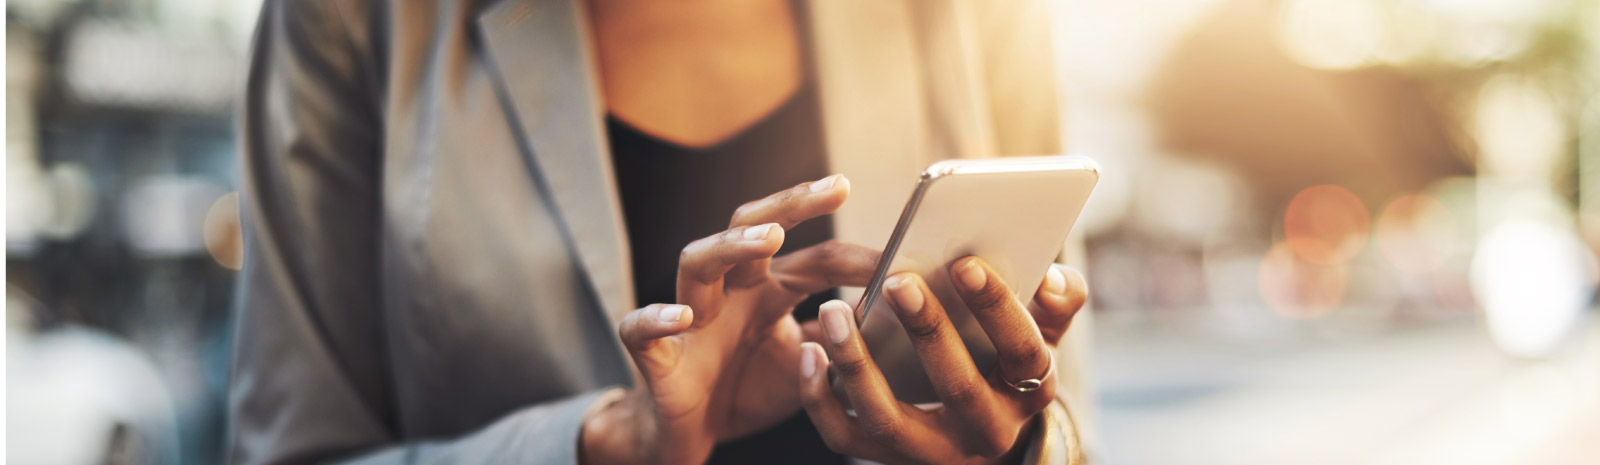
[{"left": 1001, "top": 353, "right": 1054, "bottom": 393}]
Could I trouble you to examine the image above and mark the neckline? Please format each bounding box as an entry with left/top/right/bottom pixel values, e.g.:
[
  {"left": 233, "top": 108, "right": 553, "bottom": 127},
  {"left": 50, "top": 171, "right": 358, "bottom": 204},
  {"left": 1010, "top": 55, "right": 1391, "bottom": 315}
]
[{"left": 605, "top": 81, "right": 813, "bottom": 153}]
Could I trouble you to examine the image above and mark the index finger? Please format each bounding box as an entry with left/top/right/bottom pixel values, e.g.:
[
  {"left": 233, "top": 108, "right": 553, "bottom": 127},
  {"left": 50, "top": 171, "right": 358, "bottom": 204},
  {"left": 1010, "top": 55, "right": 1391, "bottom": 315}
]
[
  {"left": 725, "top": 174, "right": 851, "bottom": 287},
  {"left": 676, "top": 224, "right": 785, "bottom": 325},
  {"left": 728, "top": 174, "right": 850, "bottom": 229}
]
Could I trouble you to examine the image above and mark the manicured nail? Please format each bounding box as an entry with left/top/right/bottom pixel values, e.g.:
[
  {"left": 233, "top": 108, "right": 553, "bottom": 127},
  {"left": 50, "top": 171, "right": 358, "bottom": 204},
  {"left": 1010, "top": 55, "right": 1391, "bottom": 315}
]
[
  {"left": 658, "top": 305, "right": 686, "bottom": 322},
  {"left": 744, "top": 223, "right": 775, "bottom": 241},
  {"left": 810, "top": 174, "right": 840, "bottom": 192},
  {"left": 800, "top": 343, "right": 817, "bottom": 378},
  {"left": 820, "top": 300, "right": 852, "bottom": 344},
  {"left": 886, "top": 275, "right": 923, "bottom": 314},
  {"left": 1044, "top": 266, "right": 1067, "bottom": 297},
  {"left": 955, "top": 258, "right": 987, "bottom": 291}
]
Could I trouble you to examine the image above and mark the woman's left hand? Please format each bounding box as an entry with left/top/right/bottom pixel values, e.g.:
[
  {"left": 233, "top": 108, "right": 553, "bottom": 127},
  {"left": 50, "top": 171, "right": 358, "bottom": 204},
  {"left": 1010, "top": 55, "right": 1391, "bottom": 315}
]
[{"left": 798, "top": 257, "right": 1088, "bottom": 464}]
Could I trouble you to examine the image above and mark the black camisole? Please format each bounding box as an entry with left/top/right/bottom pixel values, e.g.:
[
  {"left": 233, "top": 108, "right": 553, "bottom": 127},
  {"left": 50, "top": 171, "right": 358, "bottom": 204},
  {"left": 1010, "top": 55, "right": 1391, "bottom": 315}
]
[{"left": 604, "top": 28, "right": 847, "bottom": 465}]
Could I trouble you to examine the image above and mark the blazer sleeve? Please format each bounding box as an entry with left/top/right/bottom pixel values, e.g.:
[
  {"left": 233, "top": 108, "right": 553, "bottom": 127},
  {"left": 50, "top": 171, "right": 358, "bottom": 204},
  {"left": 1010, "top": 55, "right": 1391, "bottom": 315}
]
[{"left": 227, "top": 1, "right": 618, "bottom": 464}]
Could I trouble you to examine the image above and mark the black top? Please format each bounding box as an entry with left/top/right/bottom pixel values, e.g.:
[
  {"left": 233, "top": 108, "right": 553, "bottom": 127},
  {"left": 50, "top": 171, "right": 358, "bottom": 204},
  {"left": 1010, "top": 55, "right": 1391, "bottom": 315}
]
[
  {"left": 607, "top": 81, "right": 837, "bottom": 319},
  {"left": 604, "top": 28, "right": 846, "bottom": 465}
]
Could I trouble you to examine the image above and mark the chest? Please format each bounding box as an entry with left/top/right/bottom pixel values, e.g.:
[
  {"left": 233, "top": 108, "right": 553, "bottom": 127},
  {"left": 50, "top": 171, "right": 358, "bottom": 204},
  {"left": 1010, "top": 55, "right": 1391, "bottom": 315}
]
[{"left": 585, "top": 0, "right": 805, "bottom": 148}]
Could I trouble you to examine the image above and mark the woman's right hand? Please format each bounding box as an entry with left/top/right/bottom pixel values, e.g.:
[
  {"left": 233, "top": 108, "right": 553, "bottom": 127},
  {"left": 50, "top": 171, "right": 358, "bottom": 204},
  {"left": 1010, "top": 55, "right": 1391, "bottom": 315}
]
[{"left": 579, "top": 174, "right": 881, "bottom": 465}]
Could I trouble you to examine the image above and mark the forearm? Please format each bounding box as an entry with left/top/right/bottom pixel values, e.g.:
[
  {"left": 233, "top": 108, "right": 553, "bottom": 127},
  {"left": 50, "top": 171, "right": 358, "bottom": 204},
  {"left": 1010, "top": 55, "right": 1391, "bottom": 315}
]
[{"left": 333, "top": 389, "right": 624, "bottom": 465}]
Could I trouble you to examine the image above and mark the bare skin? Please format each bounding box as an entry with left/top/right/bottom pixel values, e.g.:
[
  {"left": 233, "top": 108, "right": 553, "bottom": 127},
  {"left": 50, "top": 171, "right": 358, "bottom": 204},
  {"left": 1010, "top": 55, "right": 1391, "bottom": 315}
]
[{"left": 587, "top": 0, "right": 802, "bottom": 148}]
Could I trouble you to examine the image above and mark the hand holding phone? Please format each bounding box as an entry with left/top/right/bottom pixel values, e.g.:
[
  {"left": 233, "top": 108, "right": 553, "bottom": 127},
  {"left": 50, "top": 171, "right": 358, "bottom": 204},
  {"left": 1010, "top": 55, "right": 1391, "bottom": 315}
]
[{"left": 795, "top": 156, "right": 1096, "bottom": 463}]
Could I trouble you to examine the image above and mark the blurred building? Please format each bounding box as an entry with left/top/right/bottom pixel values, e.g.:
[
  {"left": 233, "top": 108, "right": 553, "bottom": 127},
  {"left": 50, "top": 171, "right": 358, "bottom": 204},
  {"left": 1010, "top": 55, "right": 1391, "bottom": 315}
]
[
  {"left": 8, "top": 0, "right": 258, "bottom": 463},
  {"left": 1057, "top": 0, "right": 1600, "bottom": 463}
]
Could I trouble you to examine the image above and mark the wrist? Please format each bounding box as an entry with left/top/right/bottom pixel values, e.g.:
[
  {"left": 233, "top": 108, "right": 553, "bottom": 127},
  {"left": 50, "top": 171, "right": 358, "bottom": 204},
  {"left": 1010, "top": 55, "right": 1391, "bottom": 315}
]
[{"left": 580, "top": 389, "right": 649, "bottom": 465}]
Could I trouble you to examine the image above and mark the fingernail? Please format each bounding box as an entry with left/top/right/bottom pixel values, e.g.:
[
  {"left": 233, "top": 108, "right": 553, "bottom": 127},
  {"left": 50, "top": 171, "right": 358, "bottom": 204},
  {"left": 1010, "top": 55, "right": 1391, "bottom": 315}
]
[
  {"left": 886, "top": 275, "right": 923, "bottom": 314},
  {"left": 744, "top": 223, "right": 775, "bottom": 241},
  {"left": 810, "top": 174, "right": 840, "bottom": 192},
  {"left": 658, "top": 305, "right": 686, "bottom": 322},
  {"left": 800, "top": 344, "right": 817, "bottom": 378},
  {"left": 955, "top": 258, "right": 987, "bottom": 291},
  {"left": 1044, "top": 266, "right": 1067, "bottom": 297},
  {"left": 820, "top": 300, "right": 852, "bottom": 344}
]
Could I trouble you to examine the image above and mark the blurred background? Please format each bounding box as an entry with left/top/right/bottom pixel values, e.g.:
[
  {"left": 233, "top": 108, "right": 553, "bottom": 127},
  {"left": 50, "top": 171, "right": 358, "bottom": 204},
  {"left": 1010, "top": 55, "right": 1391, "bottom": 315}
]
[{"left": 5, "top": 0, "right": 1598, "bottom": 464}]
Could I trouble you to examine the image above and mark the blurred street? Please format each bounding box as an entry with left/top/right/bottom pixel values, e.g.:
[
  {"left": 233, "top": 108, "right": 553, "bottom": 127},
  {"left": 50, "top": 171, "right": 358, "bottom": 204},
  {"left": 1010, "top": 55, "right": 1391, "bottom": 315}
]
[{"left": 1095, "top": 313, "right": 1600, "bottom": 465}]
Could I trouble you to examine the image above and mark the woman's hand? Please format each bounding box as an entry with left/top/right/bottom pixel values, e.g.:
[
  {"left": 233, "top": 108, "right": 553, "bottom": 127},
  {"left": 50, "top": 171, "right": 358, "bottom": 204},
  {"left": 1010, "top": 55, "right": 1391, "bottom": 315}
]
[
  {"left": 798, "top": 257, "right": 1088, "bottom": 464},
  {"left": 581, "top": 175, "right": 882, "bottom": 465}
]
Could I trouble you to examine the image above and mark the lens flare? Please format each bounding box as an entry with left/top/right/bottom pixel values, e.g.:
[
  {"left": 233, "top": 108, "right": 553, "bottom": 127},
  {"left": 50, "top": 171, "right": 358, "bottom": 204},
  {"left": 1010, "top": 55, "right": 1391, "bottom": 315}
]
[{"left": 1285, "top": 184, "right": 1370, "bottom": 265}]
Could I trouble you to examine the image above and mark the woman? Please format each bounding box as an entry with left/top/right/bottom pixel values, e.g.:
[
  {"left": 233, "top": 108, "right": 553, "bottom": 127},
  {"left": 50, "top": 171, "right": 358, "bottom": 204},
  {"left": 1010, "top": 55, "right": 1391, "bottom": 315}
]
[{"left": 230, "top": 0, "right": 1088, "bottom": 463}]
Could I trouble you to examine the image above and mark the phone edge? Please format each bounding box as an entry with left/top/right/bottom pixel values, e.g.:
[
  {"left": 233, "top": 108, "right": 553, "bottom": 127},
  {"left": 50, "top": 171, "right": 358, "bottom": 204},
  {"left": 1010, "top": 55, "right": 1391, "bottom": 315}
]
[
  {"left": 852, "top": 155, "right": 1101, "bottom": 323},
  {"left": 854, "top": 171, "right": 937, "bottom": 323}
]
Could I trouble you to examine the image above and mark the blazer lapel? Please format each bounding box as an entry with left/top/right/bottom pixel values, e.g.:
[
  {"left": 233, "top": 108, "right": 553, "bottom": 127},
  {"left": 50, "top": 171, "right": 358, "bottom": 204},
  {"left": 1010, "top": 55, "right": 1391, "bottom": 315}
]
[{"left": 476, "top": 0, "right": 636, "bottom": 325}]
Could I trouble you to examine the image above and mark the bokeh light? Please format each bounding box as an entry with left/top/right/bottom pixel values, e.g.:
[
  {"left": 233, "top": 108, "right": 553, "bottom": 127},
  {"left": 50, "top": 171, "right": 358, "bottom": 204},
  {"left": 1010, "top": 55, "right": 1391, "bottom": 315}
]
[
  {"left": 1374, "top": 194, "right": 1457, "bottom": 274},
  {"left": 1259, "top": 241, "right": 1349, "bottom": 318},
  {"left": 204, "top": 192, "right": 243, "bottom": 270},
  {"left": 1275, "top": 0, "right": 1383, "bottom": 70},
  {"left": 1474, "top": 76, "right": 1566, "bottom": 182},
  {"left": 1284, "top": 184, "right": 1370, "bottom": 265},
  {"left": 1471, "top": 219, "right": 1598, "bottom": 358}
]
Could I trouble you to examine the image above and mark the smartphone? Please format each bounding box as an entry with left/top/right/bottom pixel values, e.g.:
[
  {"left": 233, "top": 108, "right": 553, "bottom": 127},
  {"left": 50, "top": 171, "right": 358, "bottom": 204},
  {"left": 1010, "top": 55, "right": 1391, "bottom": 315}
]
[{"left": 851, "top": 155, "right": 1099, "bottom": 405}]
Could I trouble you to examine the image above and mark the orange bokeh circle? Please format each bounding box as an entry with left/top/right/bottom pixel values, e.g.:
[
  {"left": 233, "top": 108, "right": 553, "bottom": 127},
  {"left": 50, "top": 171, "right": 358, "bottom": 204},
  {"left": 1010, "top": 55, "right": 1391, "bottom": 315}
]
[{"left": 1284, "top": 184, "right": 1370, "bottom": 265}]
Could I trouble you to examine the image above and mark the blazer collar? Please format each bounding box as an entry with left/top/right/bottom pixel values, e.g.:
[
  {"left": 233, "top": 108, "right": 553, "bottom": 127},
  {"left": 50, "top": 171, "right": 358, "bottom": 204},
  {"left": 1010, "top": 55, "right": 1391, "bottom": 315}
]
[{"left": 476, "top": 0, "right": 637, "bottom": 325}]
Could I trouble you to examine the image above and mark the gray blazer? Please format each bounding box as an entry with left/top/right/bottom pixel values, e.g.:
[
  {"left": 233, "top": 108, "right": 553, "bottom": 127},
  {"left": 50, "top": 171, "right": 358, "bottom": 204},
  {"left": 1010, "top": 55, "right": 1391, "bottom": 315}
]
[{"left": 230, "top": 0, "right": 1087, "bottom": 464}]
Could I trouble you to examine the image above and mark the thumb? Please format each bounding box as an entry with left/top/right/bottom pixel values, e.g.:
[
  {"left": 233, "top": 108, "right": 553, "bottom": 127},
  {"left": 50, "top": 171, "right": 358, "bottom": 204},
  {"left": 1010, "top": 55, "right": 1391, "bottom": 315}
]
[{"left": 619, "top": 304, "right": 694, "bottom": 382}]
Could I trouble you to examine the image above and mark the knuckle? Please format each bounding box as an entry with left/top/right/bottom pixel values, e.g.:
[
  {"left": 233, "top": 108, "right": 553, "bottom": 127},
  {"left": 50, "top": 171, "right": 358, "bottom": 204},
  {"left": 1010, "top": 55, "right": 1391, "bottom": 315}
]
[
  {"left": 966, "top": 286, "right": 1013, "bottom": 313},
  {"left": 619, "top": 320, "right": 650, "bottom": 352},
  {"left": 1009, "top": 346, "right": 1048, "bottom": 370},
  {"left": 903, "top": 318, "right": 945, "bottom": 346},
  {"left": 781, "top": 183, "right": 807, "bottom": 201},
  {"left": 862, "top": 419, "right": 907, "bottom": 447},
  {"left": 942, "top": 380, "right": 985, "bottom": 407},
  {"left": 678, "top": 242, "right": 700, "bottom": 266},
  {"left": 730, "top": 202, "right": 759, "bottom": 225},
  {"left": 618, "top": 315, "right": 640, "bottom": 344},
  {"left": 831, "top": 356, "right": 872, "bottom": 379}
]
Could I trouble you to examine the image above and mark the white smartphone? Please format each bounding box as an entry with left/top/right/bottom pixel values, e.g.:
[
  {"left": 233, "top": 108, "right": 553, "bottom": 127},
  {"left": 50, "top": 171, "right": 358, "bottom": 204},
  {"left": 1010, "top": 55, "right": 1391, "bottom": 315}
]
[{"left": 851, "top": 155, "right": 1099, "bottom": 405}]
